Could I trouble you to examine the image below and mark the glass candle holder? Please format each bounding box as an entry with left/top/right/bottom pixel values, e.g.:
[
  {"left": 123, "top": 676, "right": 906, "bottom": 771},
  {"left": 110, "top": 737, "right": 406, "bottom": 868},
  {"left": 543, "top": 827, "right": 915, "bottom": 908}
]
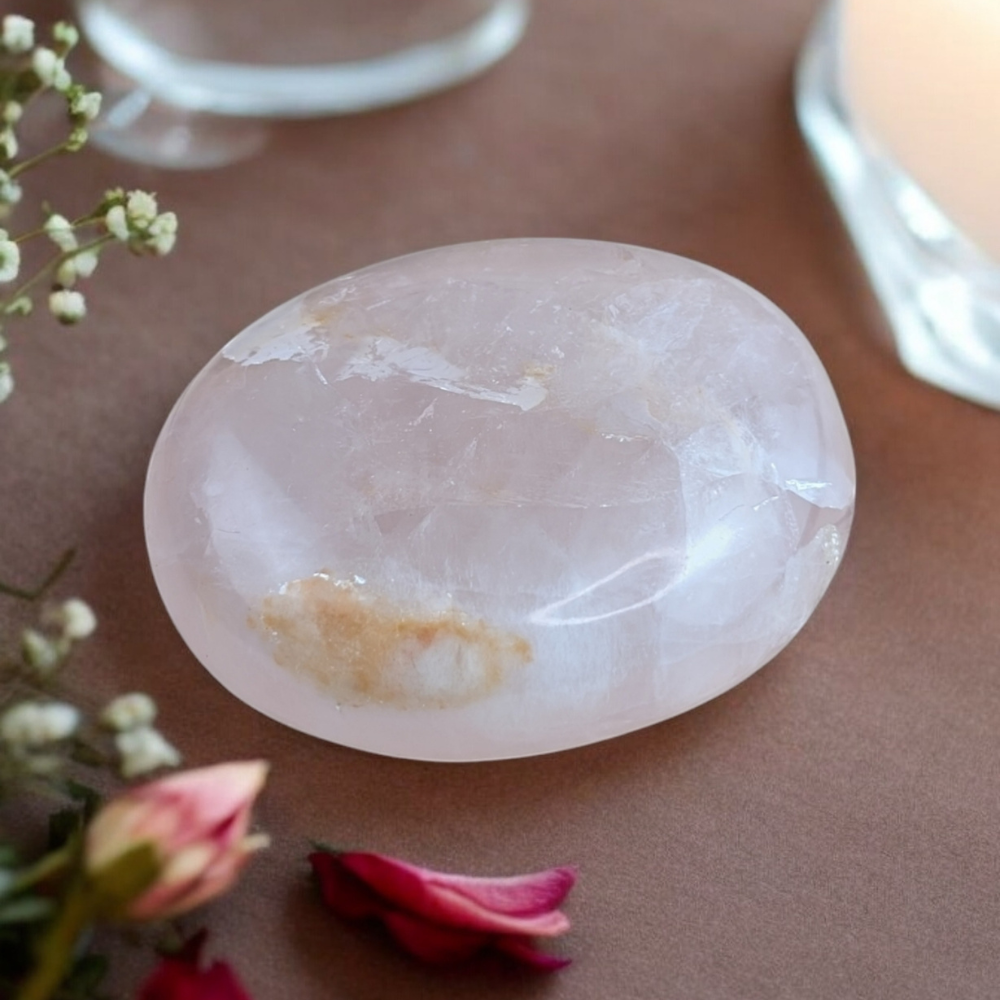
[
  {"left": 796, "top": 0, "right": 1000, "bottom": 408},
  {"left": 74, "top": 0, "right": 531, "bottom": 168}
]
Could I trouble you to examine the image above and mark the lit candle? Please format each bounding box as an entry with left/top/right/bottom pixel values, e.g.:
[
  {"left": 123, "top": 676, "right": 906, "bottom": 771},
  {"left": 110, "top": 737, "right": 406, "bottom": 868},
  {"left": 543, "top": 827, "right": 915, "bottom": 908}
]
[{"left": 842, "top": 0, "right": 1000, "bottom": 262}]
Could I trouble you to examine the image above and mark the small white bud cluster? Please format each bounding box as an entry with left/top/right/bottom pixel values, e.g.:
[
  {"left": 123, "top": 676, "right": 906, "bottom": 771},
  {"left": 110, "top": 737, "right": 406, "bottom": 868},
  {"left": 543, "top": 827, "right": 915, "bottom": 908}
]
[
  {"left": 44, "top": 213, "right": 100, "bottom": 296},
  {"left": 0, "top": 228, "right": 20, "bottom": 284},
  {"left": 0, "top": 700, "right": 80, "bottom": 748},
  {"left": 20, "top": 597, "right": 97, "bottom": 677},
  {"left": 0, "top": 19, "right": 95, "bottom": 167},
  {"left": 100, "top": 692, "right": 181, "bottom": 778},
  {"left": 105, "top": 190, "right": 178, "bottom": 257},
  {"left": 0, "top": 168, "right": 21, "bottom": 209},
  {"left": 0, "top": 15, "right": 34, "bottom": 54},
  {"left": 48, "top": 288, "right": 86, "bottom": 324},
  {"left": 31, "top": 47, "right": 71, "bottom": 92}
]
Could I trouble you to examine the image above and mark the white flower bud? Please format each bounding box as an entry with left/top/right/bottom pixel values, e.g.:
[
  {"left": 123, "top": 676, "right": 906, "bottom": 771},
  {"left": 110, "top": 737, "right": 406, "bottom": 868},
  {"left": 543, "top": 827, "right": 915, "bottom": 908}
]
[
  {"left": 31, "top": 48, "right": 62, "bottom": 88},
  {"left": 56, "top": 258, "right": 77, "bottom": 287},
  {"left": 0, "top": 129, "right": 17, "bottom": 161},
  {"left": 48, "top": 289, "right": 86, "bottom": 323},
  {"left": 104, "top": 204, "right": 129, "bottom": 241},
  {"left": 47, "top": 597, "right": 98, "bottom": 639},
  {"left": 0, "top": 360, "right": 12, "bottom": 404},
  {"left": 101, "top": 692, "right": 157, "bottom": 732},
  {"left": 58, "top": 250, "right": 98, "bottom": 287},
  {"left": 21, "top": 628, "right": 62, "bottom": 672},
  {"left": 4, "top": 295, "right": 31, "bottom": 316},
  {"left": 1, "top": 15, "right": 34, "bottom": 54},
  {"left": 52, "top": 22, "right": 80, "bottom": 50},
  {"left": 2, "top": 102, "right": 22, "bottom": 125},
  {"left": 126, "top": 189, "right": 159, "bottom": 224},
  {"left": 115, "top": 726, "right": 181, "bottom": 777},
  {"left": 0, "top": 701, "right": 80, "bottom": 747},
  {"left": 72, "top": 250, "right": 98, "bottom": 278},
  {"left": 0, "top": 170, "right": 22, "bottom": 206},
  {"left": 65, "top": 126, "right": 87, "bottom": 151},
  {"left": 146, "top": 211, "right": 178, "bottom": 256},
  {"left": 44, "top": 214, "right": 78, "bottom": 252},
  {"left": 0, "top": 238, "right": 19, "bottom": 283},
  {"left": 69, "top": 90, "right": 101, "bottom": 122}
]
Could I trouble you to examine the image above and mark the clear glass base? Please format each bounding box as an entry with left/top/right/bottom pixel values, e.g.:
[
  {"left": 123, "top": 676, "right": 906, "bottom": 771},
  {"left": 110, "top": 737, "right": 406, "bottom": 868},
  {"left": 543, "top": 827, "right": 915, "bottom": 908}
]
[
  {"left": 796, "top": 2, "right": 1000, "bottom": 409},
  {"left": 76, "top": 0, "right": 530, "bottom": 118},
  {"left": 75, "top": 0, "right": 530, "bottom": 169}
]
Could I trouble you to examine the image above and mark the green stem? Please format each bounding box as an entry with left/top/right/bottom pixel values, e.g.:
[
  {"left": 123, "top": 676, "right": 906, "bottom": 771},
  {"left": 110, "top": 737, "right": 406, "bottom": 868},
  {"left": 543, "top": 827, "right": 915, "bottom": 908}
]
[
  {"left": 0, "top": 548, "right": 76, "bottom": 601},
  {"left": 8, "top": 845, "right": 74, "bottom": 896},
  {"left": 1, "top": 236, "right": 112, "bottom": 311},
  {"left": 8, "top": 141, "right": 74, "bottom": 180},
  {"left": 14, "top": 878, "right": 93, "bottom": 1000},
  {"left": 13, "top": 219, "right": 103, "bottom": 245}
]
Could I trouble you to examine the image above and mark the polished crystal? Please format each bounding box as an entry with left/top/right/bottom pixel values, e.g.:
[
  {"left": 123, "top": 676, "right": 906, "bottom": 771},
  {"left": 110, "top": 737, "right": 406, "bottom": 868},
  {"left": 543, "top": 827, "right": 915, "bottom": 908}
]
[{"left": 145, "top": 239, "right": 856, "bottom": 760}]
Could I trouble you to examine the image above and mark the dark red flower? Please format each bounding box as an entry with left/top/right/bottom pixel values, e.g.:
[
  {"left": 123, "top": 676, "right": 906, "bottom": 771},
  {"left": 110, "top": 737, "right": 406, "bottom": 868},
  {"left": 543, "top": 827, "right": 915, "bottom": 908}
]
[
  {"left": 309, "top": 850, "right": 576, "bottom": 970},
  {"left": 137, "top": 931, "right": 253, "bottom": 1000}
]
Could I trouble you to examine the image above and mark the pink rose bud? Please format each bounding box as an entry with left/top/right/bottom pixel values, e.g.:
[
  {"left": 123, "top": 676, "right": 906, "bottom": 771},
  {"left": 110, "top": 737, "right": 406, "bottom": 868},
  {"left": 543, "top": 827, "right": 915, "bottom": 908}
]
[
  {"left": 310, "top": 850, "right": 576, "bottom": 970},
  {"left": 85, "top": 761, "right": 269, "bottom": 920},
  {"left": 138, "top": 931, "right": 253, "bottom": 1000}
]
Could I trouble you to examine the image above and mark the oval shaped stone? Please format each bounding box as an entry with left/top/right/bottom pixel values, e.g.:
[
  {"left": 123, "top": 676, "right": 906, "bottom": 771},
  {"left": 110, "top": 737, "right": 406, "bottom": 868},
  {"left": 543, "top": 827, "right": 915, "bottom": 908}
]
[{"left": 145, "top": 239, "right": 855, "bottom": 760}]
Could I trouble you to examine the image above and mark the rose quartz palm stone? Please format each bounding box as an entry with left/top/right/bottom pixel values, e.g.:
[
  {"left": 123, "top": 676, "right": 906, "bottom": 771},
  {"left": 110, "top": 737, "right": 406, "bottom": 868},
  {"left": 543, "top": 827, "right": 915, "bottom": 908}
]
[{"left": 145, "top": 239, "right": 855, "bottom": 760}]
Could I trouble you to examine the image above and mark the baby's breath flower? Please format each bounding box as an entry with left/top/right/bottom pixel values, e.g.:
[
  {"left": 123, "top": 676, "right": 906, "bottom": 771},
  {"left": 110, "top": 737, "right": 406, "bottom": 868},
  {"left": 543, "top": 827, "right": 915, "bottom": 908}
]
[
  {"left": 69, "top": 89, "right": 101, "bottom": 123},
  {"left": 126, "top": 190, "right": 159, "bottom": 223},
  {"left": 4, "top": 295, "right": 31, "bottom": 316},
  {"left": 115, "top": 725, "right": 181, "bottom": 777},
  {"left": 0, "top": 701, "right": 80, "bottom": 748},
  {"left": 21, "top": 628, "right": 66, "bottom": 674},
  {"left": 0, "top": 170, "right": 21, "bottom": 206},
  {"left": 2, "top": 101, "right": 22, "bottom": 125},
  {"left": 104, "top": 204, "right": 129, "bottom": 242},
  {"left": 31, "top": 47, "right": 62, "bottom": 87},
  {"left": 65, "top": 126, "right": 88, "bottom": 151},
  {"left": 147, "top": 211, "right": 178, "bottom": 256},
  {"left": 72, "top": 249, "right": 99, "bottom": 279},
  {"left": 1, "top": 14, "right": 34, "bottom": 54},
  {"left": 56, "top": 258, "right": 77, "bottom": 287},
  {"left": 0, "top": 361, "right": 12, "bottom": 404},
  {"left": 52, "top": 21, "right": 80, "bottom": 51},
  {"left": 44, "top": 597, "right": 97, "bottom": 640},
  {"left": 0, "top": 234, "right": 20, "bottom": 283},
  {"left": 44, "top": 213, "right": 78, "bottom": 253},
  {"left": 0, "top": 129, "right": 18, "bottom": 161},
  {"left": 101, "top": 692, "right": 157, "bottom": 732},
  {"left": 48, "top": 288, "right": 86, "bottom": 324},
  {"left": 57, "top": 250, "right": 99, "bottom": 287}
]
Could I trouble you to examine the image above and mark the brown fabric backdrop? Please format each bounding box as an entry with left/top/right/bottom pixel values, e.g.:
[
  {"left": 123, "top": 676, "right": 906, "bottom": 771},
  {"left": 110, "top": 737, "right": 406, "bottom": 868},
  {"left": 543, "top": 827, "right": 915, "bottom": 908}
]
[{"left": 4, "top": 1, "right": 1000, "bottom": 997}]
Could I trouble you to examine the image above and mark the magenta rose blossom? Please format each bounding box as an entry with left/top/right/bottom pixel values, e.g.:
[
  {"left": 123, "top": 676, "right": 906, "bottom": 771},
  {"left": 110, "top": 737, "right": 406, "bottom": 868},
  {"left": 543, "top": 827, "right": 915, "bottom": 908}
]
[
  {"left": 309, "top": 850, "right": 577, "bottom": 970},
  {"left": 138, "top": 932, "right": 252, "bottom": 1000}
]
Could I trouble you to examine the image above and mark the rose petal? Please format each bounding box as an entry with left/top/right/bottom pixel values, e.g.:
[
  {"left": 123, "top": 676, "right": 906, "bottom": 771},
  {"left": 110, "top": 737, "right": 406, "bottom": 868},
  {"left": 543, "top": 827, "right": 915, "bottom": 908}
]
[
  {"left": 494, "top": 934, "right": 573, "bottom": 971},
  {"left": 381, "top": 910, "right": 491, "bottom": 964},
  {"left": 337, "top": 853, "right": 575, "bottom": 935},
  {"left": 309, "top": 852, "right": 387, "bottom": 920},
  {"left": 138, "top": 931, "right": 254, "bottom": 1000}
]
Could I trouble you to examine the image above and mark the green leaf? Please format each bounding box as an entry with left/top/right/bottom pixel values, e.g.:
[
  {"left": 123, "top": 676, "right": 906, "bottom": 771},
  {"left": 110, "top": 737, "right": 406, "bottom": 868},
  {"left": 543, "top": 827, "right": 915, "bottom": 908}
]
[
  {"left": 0, "top": 894, "right": 55, "bottom": 923},
  {"left": 88, "top": 843, "right": 160, "bottom": 917},
  {"left": 0, "top": 844, "right": 20, "bottom": 867}
]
